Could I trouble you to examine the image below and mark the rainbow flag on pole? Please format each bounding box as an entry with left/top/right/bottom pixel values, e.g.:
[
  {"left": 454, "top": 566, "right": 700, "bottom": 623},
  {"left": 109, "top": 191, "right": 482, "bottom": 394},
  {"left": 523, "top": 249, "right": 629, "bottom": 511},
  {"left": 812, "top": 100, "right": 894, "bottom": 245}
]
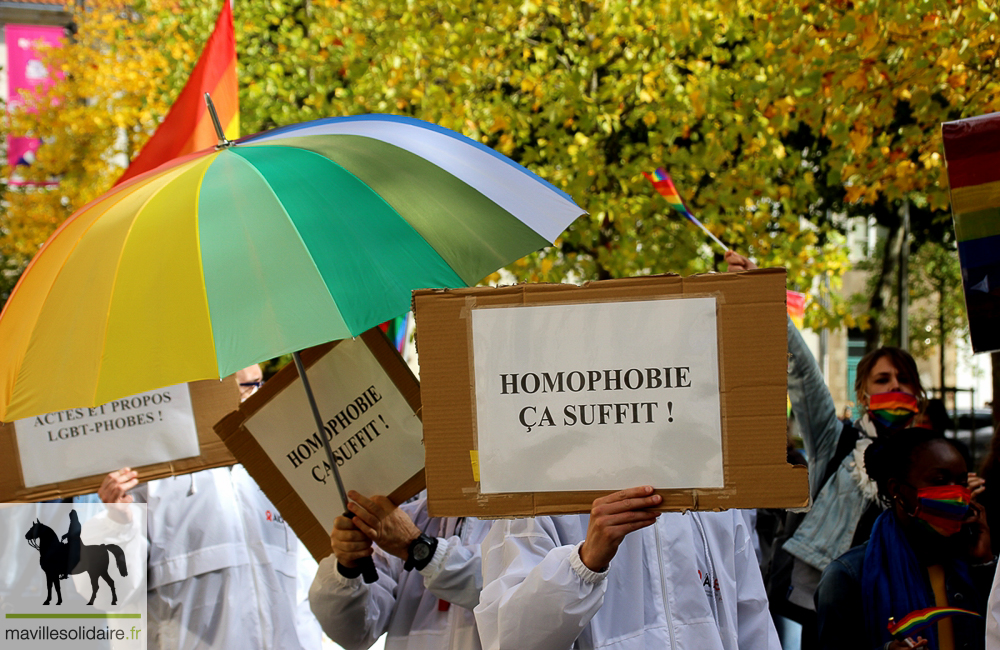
[
  {"left": 941, "top": 113, "right": 1000, "bottom": 353},
  {"left": 643, "top": 168, "right": 692, "bottom": 218},
  {"left": 116, "top": 2, "right": 238, "bottom": 185},
  {"left": 643, "top": 168, "right": 728, "bottom": 253}
]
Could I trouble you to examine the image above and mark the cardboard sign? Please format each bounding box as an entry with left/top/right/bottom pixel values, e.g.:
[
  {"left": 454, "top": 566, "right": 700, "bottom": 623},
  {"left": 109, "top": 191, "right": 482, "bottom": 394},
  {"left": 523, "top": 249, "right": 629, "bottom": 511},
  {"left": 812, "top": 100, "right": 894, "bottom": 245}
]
[
  {"left": 14, "top": 383, "right": 200, "bottom": 488},
  {"left": 473, "top": 297, "right": 723, "bottom": 493},
  {"left": 941, "top": 113, "right": 1000, "bottom": 353},
  {"left": 0, "top": 377, "right": 239, "bottom": 502},
  {"left": 412, "top": 269, "right": 808, "bottom": 517},
  {"left": 214, "top": 328, "right": 425, "bottom": 562}
]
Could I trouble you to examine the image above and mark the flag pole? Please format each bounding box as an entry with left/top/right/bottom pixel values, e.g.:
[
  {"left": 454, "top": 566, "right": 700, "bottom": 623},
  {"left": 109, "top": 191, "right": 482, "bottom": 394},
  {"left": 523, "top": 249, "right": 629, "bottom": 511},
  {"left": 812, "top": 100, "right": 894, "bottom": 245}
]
[{"left": 683, "top": 210, "right": 729, "bottom": 255}]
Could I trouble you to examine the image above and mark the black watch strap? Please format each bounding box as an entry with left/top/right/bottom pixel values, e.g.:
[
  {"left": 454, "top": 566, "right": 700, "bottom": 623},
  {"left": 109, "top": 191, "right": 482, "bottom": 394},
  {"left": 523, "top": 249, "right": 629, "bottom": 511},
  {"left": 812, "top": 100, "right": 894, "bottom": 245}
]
[{"left": 403, "top": 533, "right": 438, "bottom": 572}]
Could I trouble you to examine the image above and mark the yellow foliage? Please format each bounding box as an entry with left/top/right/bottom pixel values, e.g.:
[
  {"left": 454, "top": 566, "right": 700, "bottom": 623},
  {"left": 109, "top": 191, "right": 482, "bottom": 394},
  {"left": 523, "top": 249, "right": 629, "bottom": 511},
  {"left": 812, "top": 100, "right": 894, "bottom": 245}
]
[{"left": 843, "top": 69, "right": 868, "bottom": 92}]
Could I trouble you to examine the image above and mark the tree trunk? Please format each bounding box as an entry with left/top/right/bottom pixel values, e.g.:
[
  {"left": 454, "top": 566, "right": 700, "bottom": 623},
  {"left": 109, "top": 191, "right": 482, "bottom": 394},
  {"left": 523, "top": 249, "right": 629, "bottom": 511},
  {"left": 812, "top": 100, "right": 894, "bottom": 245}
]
[{"left": 865, "top": 221, "right": 903, "bottom": 353}]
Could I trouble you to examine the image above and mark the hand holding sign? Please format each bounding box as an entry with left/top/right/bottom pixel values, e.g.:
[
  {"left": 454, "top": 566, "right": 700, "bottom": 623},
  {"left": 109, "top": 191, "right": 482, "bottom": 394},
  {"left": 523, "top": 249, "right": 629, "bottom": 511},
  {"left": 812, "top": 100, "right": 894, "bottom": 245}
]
[
  {"left": 579, "top": 486, "right": 662, "bottom": 572},
  {"left": 330, "top": 515, "right": 375, "bottom": 568},
  {"left": 98, "top": 468, "right": 138, "bottom": 504},
  {"left": 98, "top": 467, "right": 139, "bottom": 524},
  {"left": 345, "top": 490, "right": 422, "bottom": 560}
]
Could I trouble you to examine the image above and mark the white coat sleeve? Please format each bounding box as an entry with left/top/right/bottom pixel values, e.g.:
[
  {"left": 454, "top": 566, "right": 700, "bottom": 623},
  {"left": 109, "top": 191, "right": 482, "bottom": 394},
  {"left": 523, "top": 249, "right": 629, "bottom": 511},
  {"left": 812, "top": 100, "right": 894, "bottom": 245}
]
[
  {"left": 308, "top": 551, "right": 403, "bottom": 650},
  {"left": 418, "top": 533, "right": 483, "bottom": 611},
  {"left": 987, "top": 563, "right": 1000, "bottom": 649},
  {"left": 732, "top": 512, "right": 782, "bottom": 649},
  {"left": 474, "top": 518, "right": 607, "bottom": 650}
]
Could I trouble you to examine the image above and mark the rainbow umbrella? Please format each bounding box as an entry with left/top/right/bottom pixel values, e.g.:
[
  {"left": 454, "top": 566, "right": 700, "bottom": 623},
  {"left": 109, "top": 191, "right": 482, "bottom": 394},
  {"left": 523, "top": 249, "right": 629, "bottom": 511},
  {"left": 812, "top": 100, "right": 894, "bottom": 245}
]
[{"left": 0, "top": 113, "right": 585, "bottom": 422}]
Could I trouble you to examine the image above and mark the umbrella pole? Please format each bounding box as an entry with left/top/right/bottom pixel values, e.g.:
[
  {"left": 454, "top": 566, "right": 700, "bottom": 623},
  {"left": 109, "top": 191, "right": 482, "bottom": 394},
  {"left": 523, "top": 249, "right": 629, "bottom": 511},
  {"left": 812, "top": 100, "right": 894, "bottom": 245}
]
[{"left": 292, "top": 350, "right": 379, "bottom": 583}]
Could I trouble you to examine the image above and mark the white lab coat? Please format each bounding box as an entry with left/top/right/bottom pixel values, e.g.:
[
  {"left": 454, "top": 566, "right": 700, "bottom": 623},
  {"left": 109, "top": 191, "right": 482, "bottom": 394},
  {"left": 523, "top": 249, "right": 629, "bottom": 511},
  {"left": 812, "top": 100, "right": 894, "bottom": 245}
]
[
  {"left": 85, "top": 466, "right": 317, "bottom": 650},
  {"left": 309, "top": 498, "right": 489, "bottom": 650},
  {"left": 475, "top": 509, "right": 780, "bottom": 650},
  {"left": 987, "top": 561, "right": 1000, "bottom": 648}
]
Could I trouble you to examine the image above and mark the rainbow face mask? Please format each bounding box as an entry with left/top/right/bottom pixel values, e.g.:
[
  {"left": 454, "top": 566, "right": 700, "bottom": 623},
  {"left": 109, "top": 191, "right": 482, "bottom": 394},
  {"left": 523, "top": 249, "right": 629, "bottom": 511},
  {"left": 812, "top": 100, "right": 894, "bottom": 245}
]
[
  {"left": 914, "top": 485, "right": 972, "bottom": 537},
  {"left": 868, "top": 391, "right": 920, "bottom": 430}
]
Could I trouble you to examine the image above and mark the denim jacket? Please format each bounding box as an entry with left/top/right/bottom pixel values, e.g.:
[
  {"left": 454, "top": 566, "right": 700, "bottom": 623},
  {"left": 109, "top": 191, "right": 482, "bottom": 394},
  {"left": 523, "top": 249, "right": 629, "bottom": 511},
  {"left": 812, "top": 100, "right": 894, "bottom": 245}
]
[{"left": 780, "top": 319, "right": 876, "bottom": 573}]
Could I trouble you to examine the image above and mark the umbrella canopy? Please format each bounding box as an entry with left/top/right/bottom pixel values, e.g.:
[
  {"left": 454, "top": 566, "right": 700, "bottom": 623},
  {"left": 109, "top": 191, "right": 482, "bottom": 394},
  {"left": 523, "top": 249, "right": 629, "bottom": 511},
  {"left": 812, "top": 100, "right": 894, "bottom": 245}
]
[{"left": 0, "top": 114, "right": 585, "bottom": 421}]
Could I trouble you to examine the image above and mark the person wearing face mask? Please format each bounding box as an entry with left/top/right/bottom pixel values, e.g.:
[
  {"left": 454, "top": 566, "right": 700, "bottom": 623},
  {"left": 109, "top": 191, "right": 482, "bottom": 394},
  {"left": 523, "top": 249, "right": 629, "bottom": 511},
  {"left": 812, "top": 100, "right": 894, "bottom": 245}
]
[
  {"left": 816, "top": 428, "right": 993, "bottom": 649},
  {"left": 780, "top": 345, "right": 935, "bottom": 622},
  {"left": 724, "top": 250, "right": 987, "bottom": 649}
]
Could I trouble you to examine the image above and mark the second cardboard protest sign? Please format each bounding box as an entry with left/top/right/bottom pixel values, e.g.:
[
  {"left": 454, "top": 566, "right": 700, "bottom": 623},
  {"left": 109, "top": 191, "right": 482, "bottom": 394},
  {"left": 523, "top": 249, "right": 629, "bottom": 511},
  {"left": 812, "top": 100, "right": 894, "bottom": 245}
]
[{"left": 215, "top": 329, "right": 424, "bottom": 561}]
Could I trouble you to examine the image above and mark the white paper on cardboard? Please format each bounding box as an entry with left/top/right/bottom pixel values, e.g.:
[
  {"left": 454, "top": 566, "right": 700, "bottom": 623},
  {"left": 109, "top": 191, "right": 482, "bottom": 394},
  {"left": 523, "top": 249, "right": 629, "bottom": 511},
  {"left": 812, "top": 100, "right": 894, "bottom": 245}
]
[
  {"left": 244, "top": 338, "right": 424, "bottom": 534},
  {"left": 472, "top": 297, "right": 724, "bottom": 493},
  {"left": 15, "top": 384, "right": 199, "bottom": 487}
]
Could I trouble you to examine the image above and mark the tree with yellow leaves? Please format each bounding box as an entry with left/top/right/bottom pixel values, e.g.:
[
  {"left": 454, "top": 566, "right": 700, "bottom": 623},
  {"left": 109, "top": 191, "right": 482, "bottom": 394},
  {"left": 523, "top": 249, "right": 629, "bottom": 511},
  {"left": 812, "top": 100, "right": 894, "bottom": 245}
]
[
  {"left": 0, "top": 0, "right": 216, "bottom": 295},
  {"left": 754, "top": 0, "right": 1000, "bottom": 347},
  {"left": 312, "top": 1, "right": 856, "bottom": 327}
]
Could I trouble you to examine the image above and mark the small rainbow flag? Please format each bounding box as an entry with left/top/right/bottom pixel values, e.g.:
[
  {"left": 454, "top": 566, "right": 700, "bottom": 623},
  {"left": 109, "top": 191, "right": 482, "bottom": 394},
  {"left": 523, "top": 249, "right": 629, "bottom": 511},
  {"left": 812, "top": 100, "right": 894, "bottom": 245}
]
[
  {"left": 643, "top": 168, "right": 728, "bottom": 253},
  {"left": 888, "top": 606, "right": 980, "bottom": 639},
  {"left": 643, "top": 168, "right": 692, "bottom": 218}
]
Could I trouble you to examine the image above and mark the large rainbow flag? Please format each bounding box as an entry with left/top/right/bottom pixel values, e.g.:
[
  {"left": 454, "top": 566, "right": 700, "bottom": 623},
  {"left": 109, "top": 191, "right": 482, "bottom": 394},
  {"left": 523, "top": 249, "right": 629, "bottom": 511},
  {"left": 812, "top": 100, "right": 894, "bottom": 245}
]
[
  {"left": 942, "top": 113, "right": 1000, "bottom": 353},
  {"left": 115, "top": 2, "right": 238, "bottom": 185}
]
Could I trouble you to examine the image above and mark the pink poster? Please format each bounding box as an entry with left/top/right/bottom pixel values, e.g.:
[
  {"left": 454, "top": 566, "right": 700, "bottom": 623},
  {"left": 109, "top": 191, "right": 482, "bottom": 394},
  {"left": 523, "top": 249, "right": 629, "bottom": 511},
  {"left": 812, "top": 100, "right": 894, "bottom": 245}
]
[{"left": 5, "top": 24, "right": 64, "bottom": 180}]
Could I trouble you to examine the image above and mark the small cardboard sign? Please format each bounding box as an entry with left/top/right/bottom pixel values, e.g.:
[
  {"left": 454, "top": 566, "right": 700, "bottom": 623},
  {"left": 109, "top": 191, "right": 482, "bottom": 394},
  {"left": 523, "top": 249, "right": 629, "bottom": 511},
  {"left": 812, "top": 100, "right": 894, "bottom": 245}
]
[
  {"left": 412, "top": 269, "right": 808, "bottom": 518},
  {"left": 0, "top": 378, "right": 239, "bottom": 502},
  {"left": 214, "top": 328, "right": 425, "bottom": 562}
]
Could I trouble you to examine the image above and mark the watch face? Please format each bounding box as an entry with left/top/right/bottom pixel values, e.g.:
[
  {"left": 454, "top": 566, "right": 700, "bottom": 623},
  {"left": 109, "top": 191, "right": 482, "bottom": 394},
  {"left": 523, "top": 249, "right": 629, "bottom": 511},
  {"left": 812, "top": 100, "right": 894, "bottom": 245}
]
[{"left": 414, "top": 542, "right": 431, "bottom": 561}]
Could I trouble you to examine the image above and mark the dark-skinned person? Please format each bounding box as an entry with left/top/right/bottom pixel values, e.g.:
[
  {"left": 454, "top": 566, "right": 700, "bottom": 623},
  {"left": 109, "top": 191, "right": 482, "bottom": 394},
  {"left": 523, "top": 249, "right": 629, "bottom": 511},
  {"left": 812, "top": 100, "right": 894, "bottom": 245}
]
[
  {"left": 816, "top": 428, "right": 994, "bottom": 650},
  {"left": 726, "top": 251, "right": 985, "bottom": 649},
  {"left": 309, "top": 490, "right": 491, "bottom": 650},
  {"left": 474, "top": 485, "right": 779, "bottom": 649}
]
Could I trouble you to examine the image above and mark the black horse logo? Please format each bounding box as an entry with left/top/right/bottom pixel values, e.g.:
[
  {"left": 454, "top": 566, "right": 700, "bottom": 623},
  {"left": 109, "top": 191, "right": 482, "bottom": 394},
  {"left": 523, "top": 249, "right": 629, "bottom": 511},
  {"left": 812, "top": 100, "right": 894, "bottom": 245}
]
[{"left": 24, "top": 516, "right": 128, "bottom": 606}]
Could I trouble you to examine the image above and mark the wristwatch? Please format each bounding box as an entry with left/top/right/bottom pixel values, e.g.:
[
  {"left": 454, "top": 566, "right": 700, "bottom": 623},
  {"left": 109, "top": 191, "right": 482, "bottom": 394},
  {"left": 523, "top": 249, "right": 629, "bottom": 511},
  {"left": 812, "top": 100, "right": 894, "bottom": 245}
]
[{"left": 404, "top": 533, "right": 438, "bottom": 571}]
